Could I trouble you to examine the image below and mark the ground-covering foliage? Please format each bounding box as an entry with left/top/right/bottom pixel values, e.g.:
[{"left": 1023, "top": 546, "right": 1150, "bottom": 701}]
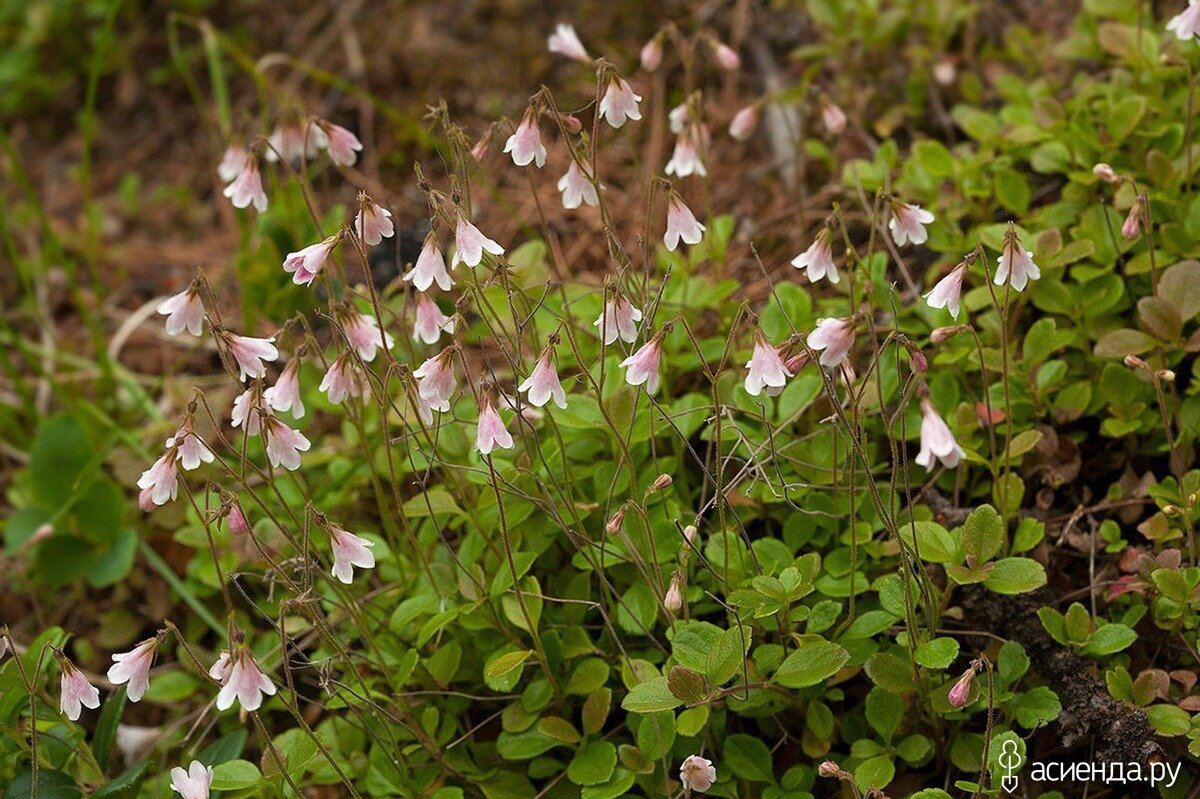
[{"left": 3, "top": 1, "right": 1200, "bottom": 797}]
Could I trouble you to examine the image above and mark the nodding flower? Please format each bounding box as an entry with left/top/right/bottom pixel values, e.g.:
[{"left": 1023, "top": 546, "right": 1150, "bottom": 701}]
[
  {"left": 711, "top": 38, "right": 740, "bottom": 71},
  {"left": 209, "top": 647, "right": 277, "bottom": 712},
  {"left": 329, "top": 525, "right": 376, "bottom": 584},
  {"left": 620, "top": 333, "right": 664, "bottom": 395},
  {"left": 220, "top": 331, "right": 279, "bottom": 382},
  {"left": 1121, "top": 196, "right": 1144, "bottom": 240},
  {"left": 593, "top": 295, "right": 643, "bottom": 345},
  {"left": 413, "top": 294, "right": 456, "bottom": 345},
  {"left": 282, "top": 235, "right": 338, "bottom": 287},
  {"left": 452, "top": 215, "right": 505, "bottom": 269},
  {"left": 806, "top": 316, "right": 856, "bottom": 369},
  {"left": 518, "top": 346, "right": 568, "bottom": 409},
  {"left": 925, "top": 260, "right": 969, "bottom": 319},
  {"left": 314, "top": 119, "right": 363, "bottom": 167},
  {"left": 263, "top": 415, "right": 311, "bottom": 471},
  {"left": 665, "top": 127, "right": 707, "bottom": 178},
  {"left": 107, "top": 635, "right": 161, "bottom": 703},
  {"left": 218, "top": 142, "right": 247, "bottom": 183},
  {"left": 266, "top": 120, "right": 322, "bottom": 163},
  {"left": 405, "top": 233, "right": 454, "bottom": 292},
  {"left": 503, "top": 109, "right": 547, "bottom": 168},
  {"left": 172, "top": 420, "right": 214, "bottom": 471},
  {"left": 475, "top": 393, "right": 515, "bottom": 455},
  {"left": 157, "top": 285, "right": 205, "bottom": 336},
  {"left": 57, "top": 653, "right": 100, "bottom": 721},
  {"left": 1168, "top": 0, "right": 1200, "bottom": 40},
  {"left": 679, "top": 754, "right": 718, "bottom": 793},
  {"left": 170, "top": 760, "right": 214, "bottom": 799},
  {"left": 558, "top": 160, "right": 600, "bottom": 209},
  {"left": 915, "top": 398, "right": 965, "bottom": 471},
  {"left": 744, "top": 331, "right": 793, "bottom": 397},
  {"left": 413, "top": 348, "right": 457, "bottom": 412},
  {"left": 599, "top": 76, "right": 643, "bottom": 129},
  {"left": 994, "top": 223, "right": 1041, "bottom": 291},
  {"left": 264, "top": 358, "right": 304, "bottom": 419},
  {"left": 547, "top": 23, "right": 590, "bottom": 63},
  {"left": 138, "top": 448, "right": 179, "bottom": 508},
  {"left": 222, "top": 155, "right": 267, "bottom": 212},
  {"left": 888, "top": 200, "right": 935, "bottom": 247},
  {"left": 339, "top": 309, "right": 394, "bottom": 363},
  {"left": 318, "top": 354, "right": 366, "bottom": 405},
  {"left": 355, "top": 194, "right": 395, "bottom": 247},
  {"left": 663, "top": 193, "right": 706, "bottom": 251},
  {"left": 791, "top": 227, "right": 839, "bottom": 284}
]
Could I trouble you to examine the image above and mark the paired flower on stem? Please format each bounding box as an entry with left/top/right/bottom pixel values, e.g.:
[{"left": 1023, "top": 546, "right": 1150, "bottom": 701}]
[
  {"left": 621, "top": 331, "right": 665, "bottom": 395},
  {"left": 210, "top": 647, "right": 276, "bottom": 712},
  {"left": 791, "top": 228, "right": 839, "bottom": 284}
]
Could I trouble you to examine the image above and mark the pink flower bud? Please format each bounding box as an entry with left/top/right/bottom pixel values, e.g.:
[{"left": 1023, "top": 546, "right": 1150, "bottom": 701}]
[
  {"left": 605, "top": 506, "right": 625, "bottom": 535},
  {"left": 713, "top": 42, "right": 740, "bottom": 71},
  {"left": 1124, "top": 355, "right": 1148, "bottom": 369},
  {"left": 649, "top": 474, "right": 674, "bottom": 493},
  {"left": 817, "top": 761, "right": 842, "bottom": 778},
  {"left": 664, "top": 575, "right": 684, "bottom": 614},
  {"left": 1121, "top": 204, "right": 1141, "bottom": 239},
  {"left": 640, "top": 34, "right": 664, "bottom": 72},
  {"left": 226, "top": 503, "right": 250, "bottom": 537},
  {"left": 560, "top": 114, "right": 582, "bottom": 134},
  {"left": 821, "top": 101, "right": 847, "bottom": 134},
  {"left": 930, "top": 325, "right": 965, "bottom": 344},
  {"left": 910, "top": 349, "right": 928, "bottom": 374},
  {"left": 1093, "top": 163, "right": 1119, "bottom": 183},
  {"left": 948, "top": 668, "right": 975, "bottom": 708},
  {"left": 682, "top": 525, "right": 698, "bottom": 544},
  {"left": 728, "top": 104, "right": 759, "bottom": 141}
]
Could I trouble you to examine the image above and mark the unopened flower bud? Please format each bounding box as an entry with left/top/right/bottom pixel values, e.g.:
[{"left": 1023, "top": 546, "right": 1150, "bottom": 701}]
[
  {"left": 931, "top": 325, "right": 966, "bottom": 344},
  {"left": 948, "top": 668, "right": 975, "bottom": 708},
  {"left": 682, "top": 524, "right": 698, "bottom": 544},
  {"left": 649, "top": 474, "right": 674, "bottom": 494},
  {"left": 664, "top": 574, "right": 684, "bottom": 613},
  {"left": 470, "top": 129, "right": 494, "bottom": 162},
  {"left": 783, "top": 352, "right": 810, "bottom": 373},
  {"left": 932, "top": 56, "right": 957, "bottom": 86},
  {"left": 640, "top": 34, "right": 664, "bottom": 72},
  {"left": 559, "top": 114, "right": 582, "bottom": 135},
  {"left": 713, "top": 41, "right": 740, "bottom": 71},
  {"left": 818, "top": 761, "right": 844, "bottom": 778},
  {"left": 605, "top": 506, "right": 626, "bottom": 534},
  {"left": 225, "top": 503, "right": 250, "bottom": 537},
  {"left": 1157, "top": 369, "right": 1176, "bottom": 382},
  {"left": 909, "top": 349, "right": 928, "bottom": 374},
  {"left": 1093, "top": 163, "right": 1119, "bottom": 183},
  {"left": 728, "top": 104, "right": 759, "bottom": 141},
  {"left": 821, "top": 101, "right": 847, "bottom": 134},
  {"left": 1121, "top": 203, "right": 1141, "bottom": 240},
  {"left": 1124, "top": 355, "right": 1148, "bottom": 369}
]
